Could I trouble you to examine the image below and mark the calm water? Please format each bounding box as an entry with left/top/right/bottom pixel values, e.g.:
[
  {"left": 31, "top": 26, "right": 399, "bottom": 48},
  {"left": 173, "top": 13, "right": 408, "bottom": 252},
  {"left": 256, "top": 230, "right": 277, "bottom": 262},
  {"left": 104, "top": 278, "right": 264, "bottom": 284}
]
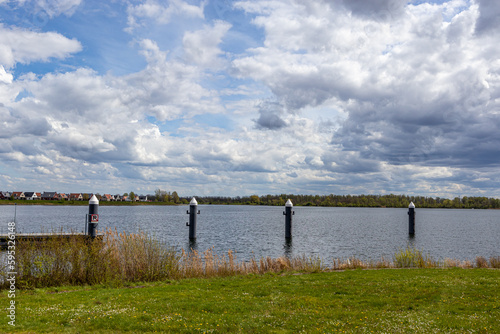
[{"left": 1, "top": 205, "right": 499, "bottom": 262}]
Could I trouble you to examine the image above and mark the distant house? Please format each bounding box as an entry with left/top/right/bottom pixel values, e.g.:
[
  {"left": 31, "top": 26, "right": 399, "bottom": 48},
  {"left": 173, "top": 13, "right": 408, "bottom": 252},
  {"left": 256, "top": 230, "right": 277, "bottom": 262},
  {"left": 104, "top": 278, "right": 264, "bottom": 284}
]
[
  {"left": 41, "top": 192, "right": 58, "bottom": 200},
  {"left": 12, "top": 192, "right": 25, "bottom": 200},
  {"left": 69, "top": 193, "right": 83, "bottom": 201},
  {"left": 124, "top": 195, "right": 139, "bottom": 202},
  {"left": 24, "top": 192, "right": 38, "bottom": 200},
  {"left": 58, "top": 193, "right": 68, "bottom": 200},
  {"left": 114, "top": 194, "right": 123, "bottom": 201},
  {"left": 139, "top": 195, "right": 155, "bottom": 202},
  {"left": 102, "top": 194, "right": 114, "bottom": 201},
  {"left": 36, "top": 192, "right": 42, "bottom": 198},
  {"left": 0, "top": 191, "right": 12, "bottom": 199}
]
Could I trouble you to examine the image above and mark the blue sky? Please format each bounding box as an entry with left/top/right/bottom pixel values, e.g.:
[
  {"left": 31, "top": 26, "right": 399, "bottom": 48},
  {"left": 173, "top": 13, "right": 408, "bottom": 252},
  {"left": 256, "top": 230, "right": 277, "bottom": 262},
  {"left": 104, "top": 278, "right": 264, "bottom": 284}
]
[{"left": 1, "top": 0, "right": 500, "bottom": 198}]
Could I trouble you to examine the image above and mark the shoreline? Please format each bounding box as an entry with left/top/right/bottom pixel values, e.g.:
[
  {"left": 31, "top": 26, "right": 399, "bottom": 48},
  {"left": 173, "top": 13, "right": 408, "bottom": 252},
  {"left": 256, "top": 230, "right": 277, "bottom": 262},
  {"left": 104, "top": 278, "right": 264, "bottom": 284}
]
[{"left": 0, "top": 200, "right": 498, "bottom": 209}]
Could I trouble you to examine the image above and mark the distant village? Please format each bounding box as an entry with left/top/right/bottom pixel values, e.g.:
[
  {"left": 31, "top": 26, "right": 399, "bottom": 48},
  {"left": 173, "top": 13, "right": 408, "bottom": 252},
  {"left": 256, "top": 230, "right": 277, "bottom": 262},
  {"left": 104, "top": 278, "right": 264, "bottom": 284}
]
[{"left": 0, "top": 191, "right": 155, "bottom": 202}]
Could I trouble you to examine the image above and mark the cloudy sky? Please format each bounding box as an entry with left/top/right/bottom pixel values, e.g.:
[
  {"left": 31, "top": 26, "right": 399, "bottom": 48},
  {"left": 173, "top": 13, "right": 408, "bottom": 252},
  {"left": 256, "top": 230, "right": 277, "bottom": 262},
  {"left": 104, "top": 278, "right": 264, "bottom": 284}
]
[{"left": 0, "top": 0, "right": 499, "bottom": 198}]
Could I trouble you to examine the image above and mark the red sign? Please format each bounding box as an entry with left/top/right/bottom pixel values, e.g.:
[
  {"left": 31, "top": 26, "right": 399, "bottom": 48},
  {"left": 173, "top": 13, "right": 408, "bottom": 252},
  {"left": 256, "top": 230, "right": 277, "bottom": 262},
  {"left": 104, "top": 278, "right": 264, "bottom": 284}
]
[{"left": 90, "top": 214, "right": 99, "bottom": 222}]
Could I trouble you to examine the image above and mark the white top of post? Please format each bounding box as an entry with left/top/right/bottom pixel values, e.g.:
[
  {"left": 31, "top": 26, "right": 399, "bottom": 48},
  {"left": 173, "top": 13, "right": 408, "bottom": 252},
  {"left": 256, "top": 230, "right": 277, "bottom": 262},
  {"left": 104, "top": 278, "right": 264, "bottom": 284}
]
[
  {"left": 409, "top": 201, "right": 415, "bottom": 208},
  {"left": 285, "top": 199, "right": 293, "bottom": 207},
  {"left": 190, "top": 197, "right": 198, "bottom": 205},
  {"left": 89, "top": 194, "right": 99, "bottom": 205}
]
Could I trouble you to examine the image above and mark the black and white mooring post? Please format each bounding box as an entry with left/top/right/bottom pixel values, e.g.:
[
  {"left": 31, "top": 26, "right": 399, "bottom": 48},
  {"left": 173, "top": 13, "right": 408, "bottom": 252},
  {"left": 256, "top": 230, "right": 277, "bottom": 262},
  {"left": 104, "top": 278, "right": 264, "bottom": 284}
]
[
  {"left": 408, "top": 201, "right": 415, "bottom": 235},
  {"left": 87, "top": 194, "right": 99, "bottom": 238},
  {"left": 283, "top": 199, "right": 295, "bottom": 239},
  {"left": 186, "top": 197, "right": 200, "bottom": 240}
]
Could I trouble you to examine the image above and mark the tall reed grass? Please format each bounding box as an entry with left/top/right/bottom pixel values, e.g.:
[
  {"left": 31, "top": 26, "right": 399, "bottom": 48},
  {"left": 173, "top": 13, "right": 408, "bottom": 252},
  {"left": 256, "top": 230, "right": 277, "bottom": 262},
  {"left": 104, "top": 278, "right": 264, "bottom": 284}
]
[
  {"left": 0, "top": 230, "right": 498, "bottom": 290},
  {"left": 2, "top": 229, "right": 181, "bottom": 289}
]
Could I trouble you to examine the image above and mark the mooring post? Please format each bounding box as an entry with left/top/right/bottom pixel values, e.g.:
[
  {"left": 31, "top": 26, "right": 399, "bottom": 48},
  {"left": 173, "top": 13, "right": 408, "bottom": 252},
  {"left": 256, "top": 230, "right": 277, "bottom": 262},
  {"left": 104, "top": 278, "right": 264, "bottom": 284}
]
[
  {"left": 87, "top": 194, "right": 99, "bottom": 238},
  {"left": 186, "top": 197, "right": 200, "bottom": 240},
  {"left": 408, "top": 201, "right": 415, "bottom": 235},
  {"left": 283, "top": 199, "right": 294, "bottom": 239}
]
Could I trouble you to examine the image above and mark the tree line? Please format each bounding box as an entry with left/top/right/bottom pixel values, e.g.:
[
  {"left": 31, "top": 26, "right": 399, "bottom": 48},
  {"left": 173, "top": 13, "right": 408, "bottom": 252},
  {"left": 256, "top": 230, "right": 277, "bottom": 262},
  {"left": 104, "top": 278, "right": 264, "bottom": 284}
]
[
  {"left": 172, "top": 193, "right": 500, "bottom": 209},
  {"left": 116, "top": 189, "right": 500, "bottom": 209}
]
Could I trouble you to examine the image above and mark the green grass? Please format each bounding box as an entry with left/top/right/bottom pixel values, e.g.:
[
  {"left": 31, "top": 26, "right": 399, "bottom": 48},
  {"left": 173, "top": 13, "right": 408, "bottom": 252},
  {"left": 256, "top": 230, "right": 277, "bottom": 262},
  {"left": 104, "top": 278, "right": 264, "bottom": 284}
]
[
  {"left": 1, "top": 268, "right": 498, "bottom": 333},
  {"left": 2, "top": 232, "right": 499, "bottom": 332}
]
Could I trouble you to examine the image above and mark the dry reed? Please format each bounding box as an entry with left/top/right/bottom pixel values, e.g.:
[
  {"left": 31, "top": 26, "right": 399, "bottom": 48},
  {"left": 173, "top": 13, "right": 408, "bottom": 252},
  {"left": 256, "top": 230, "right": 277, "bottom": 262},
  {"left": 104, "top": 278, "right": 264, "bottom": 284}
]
[
  {"left": 0, "top": 231, "right": 498, "bottom": 290},
  {"left": 490, "top": 256, "right": 500, "bottom": 268},
  {"left": 475, "top": 256, "right": 489, "bottom": 268}
]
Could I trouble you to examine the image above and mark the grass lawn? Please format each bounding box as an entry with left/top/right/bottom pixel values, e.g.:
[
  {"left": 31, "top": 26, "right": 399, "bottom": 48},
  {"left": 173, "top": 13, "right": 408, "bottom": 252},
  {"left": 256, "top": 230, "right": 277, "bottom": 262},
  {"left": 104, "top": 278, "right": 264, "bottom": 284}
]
[{"left": 2, "top": 268, "right": 499, "bottom": 333}]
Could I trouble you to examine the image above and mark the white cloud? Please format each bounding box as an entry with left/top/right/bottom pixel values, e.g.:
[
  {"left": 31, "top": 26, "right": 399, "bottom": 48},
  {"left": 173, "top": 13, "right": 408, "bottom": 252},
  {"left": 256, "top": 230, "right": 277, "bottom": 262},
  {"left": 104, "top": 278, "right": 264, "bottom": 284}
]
[
  {"left": 183, "top": 21, "right": 231, "bottom": 68},
  {"left": 0, "top": 24, "right": 82, "bottom": 68},
  {"left": 126, "top": 0, "right": 205, "bottom": 32},
  {"left": 233, "top": 0, "right": 500, "bottom": 168},
  {"left": 0, "top": 65, "right": 13, "bottom": 84},
  {"left": 33, "top": 0, "right": 82, "bottom": 17}
]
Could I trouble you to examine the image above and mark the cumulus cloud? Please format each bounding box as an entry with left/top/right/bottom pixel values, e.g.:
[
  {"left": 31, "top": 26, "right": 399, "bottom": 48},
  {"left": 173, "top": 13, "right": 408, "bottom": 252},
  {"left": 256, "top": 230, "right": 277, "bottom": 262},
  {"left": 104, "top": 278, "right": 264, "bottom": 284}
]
[
  {"left": 183, "top": 21, "right": 232, "bottom": 68},
  {"left": 0, "top": 65, "right": 13, "bottom": 84},
  {"left": 332, "top": 0, "right": 406, "bottom": 20},
  {"left": 475, "top": 0, "right": 500, "bottom": 35},
  {"left": 132, "top": 39, "right": 222, "bottom": 120},
  {"left": 0, "top": 24, "right": 82, "bottom": 68},
  {"left": 234, "top": 0, "right": 500, "bottom": 174},
  {"left": 253, "top": 101, "right": 287, "bottom": 130},
  {"left": 1, "top": 34, "right": 226, "bottom": 185},
  {"left": 127, "top": 0, "right": 205, "bottom": 31}
]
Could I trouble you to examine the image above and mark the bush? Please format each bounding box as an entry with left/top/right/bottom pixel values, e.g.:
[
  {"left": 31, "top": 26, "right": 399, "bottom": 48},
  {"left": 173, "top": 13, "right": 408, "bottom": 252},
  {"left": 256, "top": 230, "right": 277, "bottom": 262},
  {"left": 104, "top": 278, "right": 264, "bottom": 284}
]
[
  {"left": 489, "top": 256, "right": 500, "bottom": 268},
  {"left": 476, "top": 256, "right": 489, "bottom": 268},
  {"left": 393, "top": 246, "right": 436, "bottom": 268}
]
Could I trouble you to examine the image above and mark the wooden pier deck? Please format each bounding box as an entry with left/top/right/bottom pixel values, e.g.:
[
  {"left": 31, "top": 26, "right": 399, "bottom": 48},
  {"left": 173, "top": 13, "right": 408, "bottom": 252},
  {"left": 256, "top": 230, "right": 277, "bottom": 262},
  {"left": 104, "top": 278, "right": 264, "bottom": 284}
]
[{"left": 0, "top": 233, "right": 103, "bottom": 249}]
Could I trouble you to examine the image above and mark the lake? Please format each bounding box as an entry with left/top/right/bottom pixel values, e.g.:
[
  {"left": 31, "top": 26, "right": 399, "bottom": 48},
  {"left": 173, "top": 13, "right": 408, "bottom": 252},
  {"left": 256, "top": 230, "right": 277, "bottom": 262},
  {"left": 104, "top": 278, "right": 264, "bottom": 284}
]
[{"left": 1, "top": 204, "right": 498, "bottom": 262}]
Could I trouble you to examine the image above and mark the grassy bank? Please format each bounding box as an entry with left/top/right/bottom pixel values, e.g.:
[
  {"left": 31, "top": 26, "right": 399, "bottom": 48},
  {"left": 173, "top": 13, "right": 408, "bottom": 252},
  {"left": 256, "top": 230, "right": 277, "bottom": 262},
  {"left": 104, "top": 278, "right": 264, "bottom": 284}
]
[
  {"left": 1, "top": 269, "right": 499, "bottom": 333},
  {"left": 1, "top": 229, "right": 325, "bottom": 289},
  {"left": 3, "top": 229, "right": 499, "bottom": 290},
  {"left": 1, "top": 231, "right": 499, "bottom": 332}
]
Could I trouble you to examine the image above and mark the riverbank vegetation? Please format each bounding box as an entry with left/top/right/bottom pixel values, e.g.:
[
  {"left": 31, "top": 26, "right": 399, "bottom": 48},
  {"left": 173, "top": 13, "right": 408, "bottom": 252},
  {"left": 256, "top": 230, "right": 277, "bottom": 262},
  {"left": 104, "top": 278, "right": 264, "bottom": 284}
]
[
  {"left": 1, "top": 231, "right": 499, "bottom": 332},
  {"left": 193, "top": 193, "right": 500, "bottom": 209},
  {"left": 1, "top": 268, "right": 499, "bottom": 333},
  {"left": 2, "top": 229, "right": 499, "bottom": 290},
  {"left": 2, "top": 193, "right": 500, "bottom": 209}
]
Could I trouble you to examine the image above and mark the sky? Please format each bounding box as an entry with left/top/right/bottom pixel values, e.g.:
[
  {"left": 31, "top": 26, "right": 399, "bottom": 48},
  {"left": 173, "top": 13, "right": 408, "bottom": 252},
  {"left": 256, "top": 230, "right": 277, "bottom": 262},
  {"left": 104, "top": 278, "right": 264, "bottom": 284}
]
[{"left": 0, "top": 0, "right": 499, "bottom": 198}]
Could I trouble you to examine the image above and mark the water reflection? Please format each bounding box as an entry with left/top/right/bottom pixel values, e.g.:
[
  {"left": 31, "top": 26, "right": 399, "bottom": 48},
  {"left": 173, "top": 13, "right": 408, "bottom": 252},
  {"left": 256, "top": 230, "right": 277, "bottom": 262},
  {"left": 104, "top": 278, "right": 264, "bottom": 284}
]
[
  {"left": 283, "top": 238, "right": 293, "bottom": 258},
  {"left": 187, "top": 239, "right": 198, "bottom": 252},
  {"left": 406, "top": 234, "right": 416, "bottom": 248}
]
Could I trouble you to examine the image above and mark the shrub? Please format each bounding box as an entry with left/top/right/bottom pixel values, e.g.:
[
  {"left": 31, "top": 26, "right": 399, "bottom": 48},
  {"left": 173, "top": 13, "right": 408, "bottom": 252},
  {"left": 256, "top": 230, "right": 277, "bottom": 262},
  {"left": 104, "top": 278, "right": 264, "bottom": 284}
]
[
  {"left": 489, "top": 256, "right": 500, "bottom": 268},
  {"left": 475, "top": 256, "right": 489, "bottom": 268},
  {"left": 393, "top": 246, "right": 436, "bottom": 268}
]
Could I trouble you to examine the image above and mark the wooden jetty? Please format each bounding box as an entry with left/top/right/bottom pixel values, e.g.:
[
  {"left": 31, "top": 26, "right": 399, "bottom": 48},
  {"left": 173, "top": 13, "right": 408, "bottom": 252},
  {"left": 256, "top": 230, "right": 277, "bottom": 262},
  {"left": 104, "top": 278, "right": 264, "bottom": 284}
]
[{"left": 0, "top": 233, "right": 103, "bottom": 249}]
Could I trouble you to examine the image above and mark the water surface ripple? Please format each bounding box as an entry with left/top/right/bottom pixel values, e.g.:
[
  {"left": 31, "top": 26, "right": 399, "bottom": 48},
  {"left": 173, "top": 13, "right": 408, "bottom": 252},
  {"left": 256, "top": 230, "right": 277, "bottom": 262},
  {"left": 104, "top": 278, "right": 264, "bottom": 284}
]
[{"left": 1, "top": 205, "right": 498, "bottom": 262}]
